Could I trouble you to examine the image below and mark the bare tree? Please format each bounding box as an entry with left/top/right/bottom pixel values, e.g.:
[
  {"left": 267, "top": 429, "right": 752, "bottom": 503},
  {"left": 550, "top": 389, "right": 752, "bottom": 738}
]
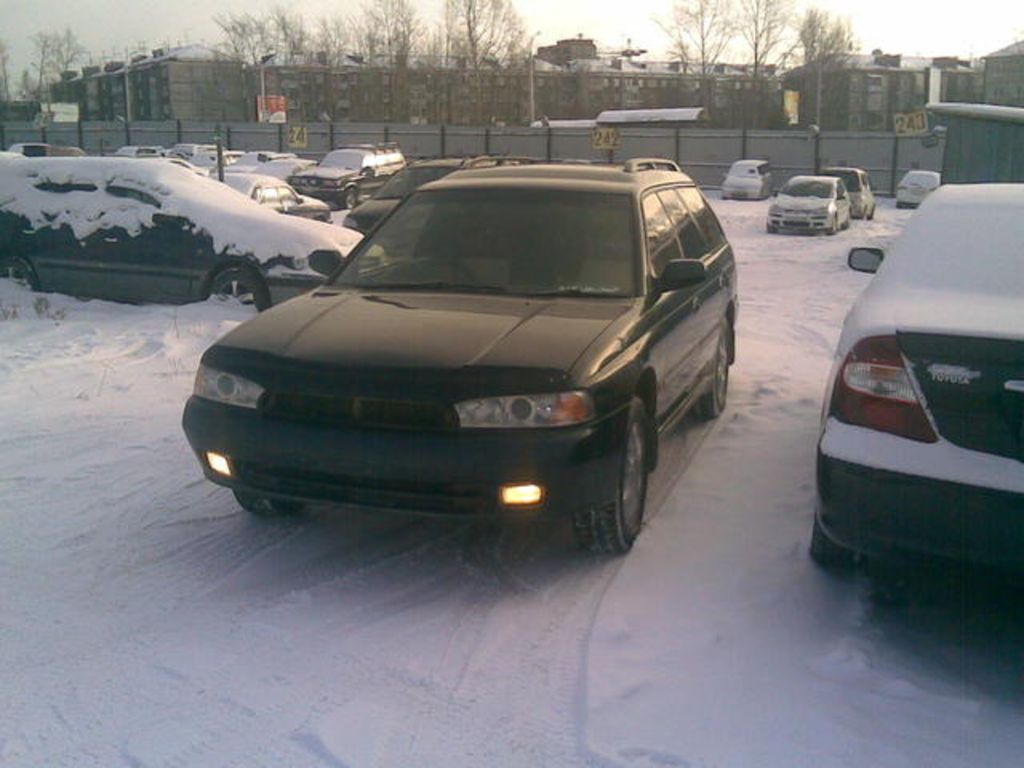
[
  {"left": 313, "top": 16, "right": 351, "bottom": 66},
  {"left": 736, "top": 0, "right": 793, "bottom": 126},
  {"left": 454, "top": 0, "right": 525, "bottom": 70},
  {"left": 270, "top": 7, "right": 309, "bottom": 59},
  {"left": 0, "top": 39, "right": 10, "bottom": 102},
  {"left": 354, "top": 0, "right": 422, "bottom": 66},
  {"left": 214, "top": 12, "right": 276, "bottom": 65},
  {"left": 658, "top": 0, "right": 735, "bottom": 108},
  {"left": 736, "top": 0, "right": 792, "bottom": 77},
  {"left": 51, "top": 28, "right": 88, "bottom": 75},
  {"left": 798, "top": 8, "right": 854, "bottom": 126}
]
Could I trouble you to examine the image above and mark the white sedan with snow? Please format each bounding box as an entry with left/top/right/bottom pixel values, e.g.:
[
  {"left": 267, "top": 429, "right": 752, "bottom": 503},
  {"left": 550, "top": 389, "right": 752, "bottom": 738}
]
[
  {"left": 766, "top": 175, "right": 851, "bottom": 235},
  {"left": 0, "top": 157, "right": 360, "bottom": 310},
  {"left": 812, "top": 184, "right": 1024, "bottom": 571}
]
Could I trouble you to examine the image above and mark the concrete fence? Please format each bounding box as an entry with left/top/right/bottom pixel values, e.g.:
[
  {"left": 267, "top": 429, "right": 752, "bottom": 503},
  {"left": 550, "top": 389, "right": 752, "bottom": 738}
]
[{"left": 0, "top": 120, "right": 944, "bottom": 195}]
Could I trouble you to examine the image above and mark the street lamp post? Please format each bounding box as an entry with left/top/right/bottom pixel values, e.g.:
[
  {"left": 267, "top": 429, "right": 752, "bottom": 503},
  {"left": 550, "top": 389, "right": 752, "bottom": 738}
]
[
  {"left": 258, "top": 52, "right": 276, "bottom": 122},
  {"left": 528, "top": 32, "right": 540, "bottom": 125}
]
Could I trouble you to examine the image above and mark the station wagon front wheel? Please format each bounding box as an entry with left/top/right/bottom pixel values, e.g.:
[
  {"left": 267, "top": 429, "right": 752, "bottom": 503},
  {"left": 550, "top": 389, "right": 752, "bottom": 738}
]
[
  {"left": 574, "top": 398, "right": 649, "bottom": 554},
  {"left": 209, "top": 265, "right": 271, "bottom": 311}
]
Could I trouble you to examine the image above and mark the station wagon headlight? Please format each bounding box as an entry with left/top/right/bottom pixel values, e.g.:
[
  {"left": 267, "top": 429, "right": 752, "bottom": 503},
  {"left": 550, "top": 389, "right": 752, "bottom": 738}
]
[
  {"left": 455, "top": 391, "right": 594, "bottom": 429},
  {"left": 194, "top": 364, "right": 265, "bottom": 409}
]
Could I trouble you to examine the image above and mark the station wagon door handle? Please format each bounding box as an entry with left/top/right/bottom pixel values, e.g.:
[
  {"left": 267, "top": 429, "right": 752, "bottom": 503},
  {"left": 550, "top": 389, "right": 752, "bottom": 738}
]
[{"left": 103, "top": 236, "right": 120, "bottom": 243}]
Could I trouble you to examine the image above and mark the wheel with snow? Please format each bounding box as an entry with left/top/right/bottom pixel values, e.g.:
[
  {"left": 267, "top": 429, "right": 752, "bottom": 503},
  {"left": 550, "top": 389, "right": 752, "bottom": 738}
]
[
  {"left": 696, "top": 323, "right": 730, "bottom": 421},
  {"left": 766, "top": 222, "right": 777, "bottom": 234},
  {"left": 209, "top": 265, "right": 270, "bottom": 311},
  {"left": 233, "top": 489, "right": 306, "bottom": 517},
  {"left": 809, "top": 514, "right": 856, "bottom": 569},
  {"left": 826, "top": 214, "right": 838, "bottom": 235},
  {"left": 574, "top": 397, "right": 649, "bottom": 554},
  {"left": 867, "top": 204, "right": 876, "bottom": 221},
  {"left": 1, "top": 254, "right": 40, "bottom": 291},
  {"left": 344, "top": 186, "right": 359, "bottom": 211}
]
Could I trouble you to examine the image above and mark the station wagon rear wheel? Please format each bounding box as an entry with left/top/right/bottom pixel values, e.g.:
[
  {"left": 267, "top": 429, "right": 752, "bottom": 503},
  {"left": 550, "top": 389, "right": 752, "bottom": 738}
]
[
  {"left": 209, "top": 265, "right": 271, "bottom": 311},
  {"left": 574, "top": 398, "right": 649, "bottom": 554},
  {"left": 696, "top": 324, "right": 730, "bottom": 420},
  {"left": 809, "top": 514, "right": 856, "bottom": 570},
  {"left": 1, "top": 254, "right": 40, "bottom": 291}
]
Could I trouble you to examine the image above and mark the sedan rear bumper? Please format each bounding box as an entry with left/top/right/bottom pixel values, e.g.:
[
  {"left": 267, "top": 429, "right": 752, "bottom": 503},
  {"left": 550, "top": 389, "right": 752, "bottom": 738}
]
[
  {"left": 816, "top": 450, "right": 1024, "bottom": 570},
  {"left": 182, "top": 396, "right": 627, "bottom": 518}
]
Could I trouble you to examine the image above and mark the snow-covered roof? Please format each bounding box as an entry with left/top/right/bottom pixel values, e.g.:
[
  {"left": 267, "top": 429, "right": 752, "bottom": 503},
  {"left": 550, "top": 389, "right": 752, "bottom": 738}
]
[
  {"left": 0, "top": 157, "right": 359, "bottom": 263},
  {"left": 928, "top": 102, "right": 1024, "bottom": 124},
  {"left": 596, "top": 107, "right": 705, "bottom": 124},
  {"left": 985, "top": 40, "right": 1024, "bottom": 58}
]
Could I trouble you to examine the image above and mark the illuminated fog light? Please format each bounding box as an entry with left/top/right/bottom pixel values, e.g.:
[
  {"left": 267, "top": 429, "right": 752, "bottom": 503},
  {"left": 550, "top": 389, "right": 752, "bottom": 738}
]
[
  {"left": 206, "top": 451, "right": 233, "bottom": 477},
  {"left": 500, "top": 483, "right": 544, "bottom": 506}
]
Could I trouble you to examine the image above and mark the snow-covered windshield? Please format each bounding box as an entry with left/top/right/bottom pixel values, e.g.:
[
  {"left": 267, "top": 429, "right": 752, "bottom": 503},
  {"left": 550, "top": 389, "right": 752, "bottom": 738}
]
[
  {"left": 781, "top": 180, "right": 833, "bottom": 198},
  {"left": 824, "top": 170, "right": 861, "bottom": 191},
  {"left": 903, "top": 171, "right": 940, "bottom": 187},
  {"left": 375, "top": 166, "right": 454, "bottom": 199},
  {"left": 336, "top": 188, "right": 637, "bottom": 297},
  {"left": 322, "top": 150, "right": 369, "bottom": 170}
]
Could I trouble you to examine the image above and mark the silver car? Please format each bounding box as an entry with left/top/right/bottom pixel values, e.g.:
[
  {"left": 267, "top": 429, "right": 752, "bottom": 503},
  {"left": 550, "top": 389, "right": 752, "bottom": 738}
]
[
  {"left": 767, "top": 175, "right": 852, "bottom": 235},
  {"left": 821, "top": 167, "right": 876, "bottom": 220},
  {"left": 896, "top": 170, "right": 941, "bottom": 209}
]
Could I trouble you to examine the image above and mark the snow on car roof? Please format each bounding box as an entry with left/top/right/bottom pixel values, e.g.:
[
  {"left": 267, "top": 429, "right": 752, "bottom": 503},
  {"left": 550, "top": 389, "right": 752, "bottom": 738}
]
[
  {"left": 880, "top": 184, "right": 1024, "bottom": 298},
  {"left": 222, "top": 173, "right": 293, "bottom": 197},
  {"left": 0, "top": 157, "right": 360, "bottom": 263}
]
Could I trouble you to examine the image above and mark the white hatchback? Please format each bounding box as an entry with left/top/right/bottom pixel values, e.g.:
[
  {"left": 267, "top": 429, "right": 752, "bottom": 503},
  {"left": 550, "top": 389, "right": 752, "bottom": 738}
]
[
  {"left": 896, "top": 170, "right": 941, "bottom": 209},
  {"left": 721, "top": 159, "right": 772, "bottom": 200}
]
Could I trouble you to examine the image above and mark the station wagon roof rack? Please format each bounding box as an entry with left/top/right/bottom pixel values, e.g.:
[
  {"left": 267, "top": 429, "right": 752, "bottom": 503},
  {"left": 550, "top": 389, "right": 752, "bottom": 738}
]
[{"left": 623, "top": 158, "right": 681, "bottom": 173}]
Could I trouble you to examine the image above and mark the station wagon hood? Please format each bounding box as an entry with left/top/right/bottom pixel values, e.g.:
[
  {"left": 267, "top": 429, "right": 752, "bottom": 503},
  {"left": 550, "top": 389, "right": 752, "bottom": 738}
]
[{"left": 215, "top": 290, "right": 632, "bottom": 378}]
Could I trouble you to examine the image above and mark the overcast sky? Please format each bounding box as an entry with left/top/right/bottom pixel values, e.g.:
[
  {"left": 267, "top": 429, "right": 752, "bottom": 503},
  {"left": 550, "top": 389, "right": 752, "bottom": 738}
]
[{"left": 4, "top": 0, "right": 1022, "bottom": 85}]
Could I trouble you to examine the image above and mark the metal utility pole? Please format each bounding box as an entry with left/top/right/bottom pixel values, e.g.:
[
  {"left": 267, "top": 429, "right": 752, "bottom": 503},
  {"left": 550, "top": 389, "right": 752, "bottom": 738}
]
[{"left": 528, "top": 32, "right": 540, "bottom": 125}]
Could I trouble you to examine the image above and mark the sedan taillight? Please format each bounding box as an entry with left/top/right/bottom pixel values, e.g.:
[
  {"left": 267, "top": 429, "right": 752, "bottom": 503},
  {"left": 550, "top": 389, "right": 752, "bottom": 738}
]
[{"left": 830, "top": 335, "right": 938, "bottom": 443}]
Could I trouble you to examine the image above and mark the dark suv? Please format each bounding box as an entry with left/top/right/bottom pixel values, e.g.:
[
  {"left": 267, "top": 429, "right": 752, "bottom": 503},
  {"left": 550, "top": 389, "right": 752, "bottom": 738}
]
[
  {"left": 288, "top": 144, "right": 406, "bottom": 210},
  {"left": 182, "top": 158, "right": 738, "bottom": 553}
]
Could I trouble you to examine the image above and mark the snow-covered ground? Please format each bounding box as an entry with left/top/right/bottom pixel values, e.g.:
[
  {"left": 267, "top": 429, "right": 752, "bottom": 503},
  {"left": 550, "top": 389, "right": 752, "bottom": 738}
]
[{"left": 2, "top": 198, "right": 1023, "bottom": 767}]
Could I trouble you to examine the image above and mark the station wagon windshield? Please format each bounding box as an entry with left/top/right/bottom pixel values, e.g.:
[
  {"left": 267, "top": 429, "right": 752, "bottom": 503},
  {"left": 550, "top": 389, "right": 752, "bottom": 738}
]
[
  {"left": 782, "top": 180, "right": 834, "bottom": 198},
  {"left": 334, "top": 188, "right": 637, "bottom": 297}
]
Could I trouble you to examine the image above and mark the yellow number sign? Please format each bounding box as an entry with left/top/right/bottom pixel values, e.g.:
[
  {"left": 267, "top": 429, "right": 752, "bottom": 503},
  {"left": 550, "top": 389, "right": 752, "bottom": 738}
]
[
  {"left": 893, "top": 110, "right": 928, "bottom": 136},
  {"left": 592, "top": 126, "right": 621, "bottom": 151},
  {"left": 288, "top": 125, "right": 309, "bottom": 149}
]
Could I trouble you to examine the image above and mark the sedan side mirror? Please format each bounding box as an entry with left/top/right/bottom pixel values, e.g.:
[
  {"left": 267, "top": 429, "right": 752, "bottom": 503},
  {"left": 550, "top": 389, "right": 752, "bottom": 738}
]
[
  {"left": 656, "top": 259, "right": 707, "bottom": 292},
  {"left": 848, "top": 247, "right": 884, "bottom": 274}
]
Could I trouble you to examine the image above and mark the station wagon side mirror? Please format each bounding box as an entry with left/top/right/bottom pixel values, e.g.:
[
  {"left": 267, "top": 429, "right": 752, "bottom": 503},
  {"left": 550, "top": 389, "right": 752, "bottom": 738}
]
[
  {"left": 656, "top": 259, "right": 707, "bottom": 292},
  {"left": 360, "top": 166, "right": 376, "bottom": 178},
  {"left": 309, "top": 249, "right": 343, "bottom": 276},
  {"left": 848, "top": 247, "right": 884, "bottom": 274}
]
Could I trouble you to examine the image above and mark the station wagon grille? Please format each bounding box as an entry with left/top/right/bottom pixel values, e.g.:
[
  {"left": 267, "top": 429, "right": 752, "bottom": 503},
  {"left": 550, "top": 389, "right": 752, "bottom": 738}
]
[{"left": 262, "top": 392, "right": 459, "bottom": 432}]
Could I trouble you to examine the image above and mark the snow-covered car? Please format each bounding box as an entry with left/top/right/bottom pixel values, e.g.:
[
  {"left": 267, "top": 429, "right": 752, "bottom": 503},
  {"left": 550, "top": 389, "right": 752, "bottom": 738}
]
[
  {"left": 224, "top": 152, "right": 317, "bottom": 181},
  {"left": 222, "top": 173, "right": 332, "bottom": 222},
  {"left": 289, "top": 145, "right": 406, "bottom": 210},
  {"left": 820, "top": 166, "right": 876, "bottom": 219},
  {"left": 766, "top": 175, "right": 851, "bottom": 235},
  {"left": 0, "top": 157, "right": 360, "bottom": 310},
  {"left": 811, "top": 184, "right": 1024, "bottom": 571},
  {"left": 721, "top": 159, "right": 772, "bottom": 200},
  {"left": 113, "top": 145, "right": 166, "bottom": 158},
  {"left": 896, "top": 169, "right": 941, "bottom": 209}
]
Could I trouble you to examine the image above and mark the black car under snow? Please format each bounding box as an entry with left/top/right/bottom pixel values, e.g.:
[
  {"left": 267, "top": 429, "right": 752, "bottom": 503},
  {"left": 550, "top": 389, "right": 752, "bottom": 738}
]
[{"left": 182, "top": 160, "right": 738, "bottom": 553}]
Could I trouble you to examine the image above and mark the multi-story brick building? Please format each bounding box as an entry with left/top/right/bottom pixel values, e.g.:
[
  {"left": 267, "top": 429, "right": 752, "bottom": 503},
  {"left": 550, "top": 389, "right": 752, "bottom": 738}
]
[{"left": 983, "top": 41, "right": 1024, "bottom": 107}]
